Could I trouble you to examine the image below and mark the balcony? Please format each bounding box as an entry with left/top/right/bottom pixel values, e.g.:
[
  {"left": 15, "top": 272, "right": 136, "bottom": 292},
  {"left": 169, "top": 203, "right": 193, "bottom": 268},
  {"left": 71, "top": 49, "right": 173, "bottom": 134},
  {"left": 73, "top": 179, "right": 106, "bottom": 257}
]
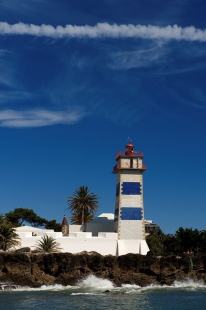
[
  {"left": 113, "top": 163, "right": 146, "bottom": 173},
  {"left": 116, "top": 150, "right": 144, "bottom": 159}
]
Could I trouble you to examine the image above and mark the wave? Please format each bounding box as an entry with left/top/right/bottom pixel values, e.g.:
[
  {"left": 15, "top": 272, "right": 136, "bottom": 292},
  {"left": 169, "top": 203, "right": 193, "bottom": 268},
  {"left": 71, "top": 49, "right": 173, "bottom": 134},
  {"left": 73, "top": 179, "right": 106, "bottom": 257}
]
[
  {"left": 173, "top": 278, "right": 205, "bottom": 289},
  {"left": 78, "top": 275, "right": 114, "bottom": 290},
  {"left": 1, "top": 276, "right": 206, "bottom": 294},
  {"left": 131, "top": 279, "right": 206, "bottom": 293}
]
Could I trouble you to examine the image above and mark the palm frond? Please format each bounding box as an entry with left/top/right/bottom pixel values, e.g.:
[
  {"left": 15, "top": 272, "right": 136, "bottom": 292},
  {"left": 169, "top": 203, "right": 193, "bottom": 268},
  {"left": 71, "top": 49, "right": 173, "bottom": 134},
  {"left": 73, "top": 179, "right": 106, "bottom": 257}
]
[
  {"left": 0, "top": 225, "right": 21, "bottom": 251},
  {"left": 67, "top": 186, "right": 99, "bottom": 225},
  {"left": 35, "top": 235, "right": 62, "bottom": 253}
]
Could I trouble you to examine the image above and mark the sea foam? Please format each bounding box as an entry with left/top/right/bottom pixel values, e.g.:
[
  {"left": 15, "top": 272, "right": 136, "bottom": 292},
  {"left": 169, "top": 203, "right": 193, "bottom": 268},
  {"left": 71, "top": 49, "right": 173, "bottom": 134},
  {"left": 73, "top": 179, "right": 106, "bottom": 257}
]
[
  {"left": 78, "top": 275, "right": 114, "bottom": 290},
  {"left": 1, "top": 276, "right": 206, "bottom": 293}
]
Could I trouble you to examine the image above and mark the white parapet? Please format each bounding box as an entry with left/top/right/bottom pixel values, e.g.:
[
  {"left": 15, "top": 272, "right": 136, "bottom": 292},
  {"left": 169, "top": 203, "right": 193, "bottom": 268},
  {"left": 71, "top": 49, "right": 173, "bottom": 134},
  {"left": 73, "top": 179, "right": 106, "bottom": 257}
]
[
  {"left": 56, "top": 236, "right": 117, "bottom": 255},
  {"left": 40, "top": 232, "right": 62, "bottom": 238},
  {"left": 69, "top": 232, "right": 92, "bottom": 238},
  {"left": 118, "top": 240, "right": 149, "bottom": 256},
  {"left": 98, "top": 232, "right": 118, "bottom": 239},
  {"left": 15, "top": 225, "right": 149, "bottom": 256},
  {"left": 69, "top": 225, "right": 85, "bottom": 233}
]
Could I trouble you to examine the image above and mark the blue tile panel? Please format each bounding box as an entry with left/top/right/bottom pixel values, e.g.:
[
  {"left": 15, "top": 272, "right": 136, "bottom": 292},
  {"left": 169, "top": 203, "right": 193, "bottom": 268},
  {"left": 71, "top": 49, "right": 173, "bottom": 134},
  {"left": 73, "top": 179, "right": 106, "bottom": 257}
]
[
  {"left": 116, "top": 183, "right": 120, "bottom": 197},
  {"left": 121, "top": 182, "right": 141, "bottom": 195},
  {"left": 120, "top": 207, "right": 143, "bottom": 220}
]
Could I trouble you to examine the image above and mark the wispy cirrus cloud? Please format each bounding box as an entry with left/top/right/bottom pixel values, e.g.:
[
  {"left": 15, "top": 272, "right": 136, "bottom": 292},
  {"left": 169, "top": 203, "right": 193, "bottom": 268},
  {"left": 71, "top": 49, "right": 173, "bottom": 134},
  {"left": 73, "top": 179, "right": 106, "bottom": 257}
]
[
  {"left": 0, "top": 22, "right": 206, "bottom": 42},
  {"left": 109, "top": 43, "right": 167, "bottom": 69},
  {"left": 0, "top": 50, "right": 33, "bottom": 103},
  {"left": 0, "top": 108, "right": 85, "bottom": 128},
  {"left": 0, "top": 90, "right": 32, "bottom": 104},
  {"left": 0, "top": 49, "right": 17, "bottom": 88},
  {"left": 0, "top": 0, "right": 48, "bottom": 13}
]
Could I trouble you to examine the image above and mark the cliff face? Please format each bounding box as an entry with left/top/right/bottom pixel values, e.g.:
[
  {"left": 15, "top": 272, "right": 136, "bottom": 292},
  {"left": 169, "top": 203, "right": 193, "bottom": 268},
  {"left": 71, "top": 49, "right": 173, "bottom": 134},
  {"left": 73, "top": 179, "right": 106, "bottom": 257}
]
[{"left": 0, "top": 251, "right": 206, "bottom": 287}]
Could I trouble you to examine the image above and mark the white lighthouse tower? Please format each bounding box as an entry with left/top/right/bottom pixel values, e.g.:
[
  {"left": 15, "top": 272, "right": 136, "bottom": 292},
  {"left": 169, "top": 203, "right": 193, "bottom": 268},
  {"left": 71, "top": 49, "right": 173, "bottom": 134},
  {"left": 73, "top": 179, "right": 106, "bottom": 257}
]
[{"left": 113, "top": 141, "right": 149, "bottom": 255}]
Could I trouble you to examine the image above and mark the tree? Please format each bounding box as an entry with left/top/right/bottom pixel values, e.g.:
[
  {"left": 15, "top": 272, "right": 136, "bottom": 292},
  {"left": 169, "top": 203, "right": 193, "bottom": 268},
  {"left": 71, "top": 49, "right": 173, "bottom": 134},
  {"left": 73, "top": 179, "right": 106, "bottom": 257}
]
[
  {"left": 35, "top": 236, "right": 62, "bottom": 253},
  {"left": 0, "top": 225, "right": 21, "bottom": 251},
  {"left": 146, "top": 230, "right": 166, "bottom": 256},
  {"left": 5, "top": 208, "right": 47, "bottom": 227},
  {"left": 199, "top": 230, "right": 206, "bottom": 254},
  {"left": 45, "top": 220, "right": 62, "bottom": 232},
  {"left": 67, "top": 186, "right": 99, "bottom": 226},
  {"left": 163, "top": 234, "right": 178, "bottom": 256},
  {"left": 175, "top": 227, "right": 202, "bottom": 255},
  {"left": 0, "top": 213, "right": 12, "bottom": 226},
  {"left": 70, "top": 209, "right": 94, "bottom": 225},
  {"left": 0, "top": 214, "right": 6, "bottom": 225}
]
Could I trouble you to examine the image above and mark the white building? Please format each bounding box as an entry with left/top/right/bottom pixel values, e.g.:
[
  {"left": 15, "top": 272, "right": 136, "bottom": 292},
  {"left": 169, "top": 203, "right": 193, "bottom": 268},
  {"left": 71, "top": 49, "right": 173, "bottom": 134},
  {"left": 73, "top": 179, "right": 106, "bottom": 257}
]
[{"left": 15, "top": 142, "right": 149, "bottom": 256}]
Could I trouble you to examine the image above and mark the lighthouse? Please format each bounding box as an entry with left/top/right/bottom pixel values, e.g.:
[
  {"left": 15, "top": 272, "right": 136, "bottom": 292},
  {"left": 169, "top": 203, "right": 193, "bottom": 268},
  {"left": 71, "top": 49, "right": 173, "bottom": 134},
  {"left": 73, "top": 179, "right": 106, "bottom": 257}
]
[{"left": 113, "top": 141, "right": 149, "bottom": 255}]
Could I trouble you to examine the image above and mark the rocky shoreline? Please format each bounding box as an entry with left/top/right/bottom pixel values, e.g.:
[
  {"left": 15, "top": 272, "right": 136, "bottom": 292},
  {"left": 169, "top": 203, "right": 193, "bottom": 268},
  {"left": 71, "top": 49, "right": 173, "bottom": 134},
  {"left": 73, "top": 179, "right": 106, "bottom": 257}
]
[{"left": 0, "top": 250, "right": 206, "bottom": 288}]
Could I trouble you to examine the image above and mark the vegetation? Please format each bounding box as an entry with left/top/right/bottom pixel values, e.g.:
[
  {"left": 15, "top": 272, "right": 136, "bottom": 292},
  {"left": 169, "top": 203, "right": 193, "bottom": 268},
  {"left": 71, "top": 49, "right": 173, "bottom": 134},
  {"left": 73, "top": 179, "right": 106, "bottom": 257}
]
[
  {"left": 2, "top": 205, "right": 206, "bottom": 257},
  {"left": 0, "top": 214, "right": 6, "bottom": 226},
  {"left": 4, "top": 208, "right": 61, "bottom": 231},
  {"left": 0, "top": 225, "right": 21, "bottom": 251},
  {"left": 35, "top": 235, "right": 62, "bottom": 253},
  {"left": 45, "top": 220, "right": 62, "bottom": 231},
  {"left": 146, "top": 227, "right": 206, "bottom": 256},
  {"left": 70, "top": 209, "right": 94, "bottom": 225},
  {"left": 5, "top": 208, "right": 47, "bottom": 227},
  {"left": 67, "top": 186, "right": 99, "bottom": 225},
  {"left": 146, "top": 230, "right": 165, "bottom": 256},
  {"left": 0, "top": 214, "right": 4, "bottom": 225},
  {"left": 0, "top": 208, "right": 62, "bottom": 251}
]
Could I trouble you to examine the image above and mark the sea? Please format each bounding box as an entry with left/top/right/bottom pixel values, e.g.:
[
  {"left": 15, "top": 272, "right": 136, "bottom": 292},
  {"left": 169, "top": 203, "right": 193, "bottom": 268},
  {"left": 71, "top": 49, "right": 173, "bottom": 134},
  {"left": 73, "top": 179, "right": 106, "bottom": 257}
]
[{"left": 0, "top": 275, "right": 206, "bottom": 310}]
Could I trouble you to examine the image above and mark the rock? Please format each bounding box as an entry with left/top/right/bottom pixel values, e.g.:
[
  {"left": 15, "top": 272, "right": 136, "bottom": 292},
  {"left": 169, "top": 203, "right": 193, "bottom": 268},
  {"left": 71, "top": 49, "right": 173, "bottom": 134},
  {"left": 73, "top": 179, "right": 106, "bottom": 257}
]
[
  {"left": 0, "top": 284, "right": 20, "bottom": 290},
  {"left": 15, "top": 247, "right": 31, "bottom": 253},
  {"left": 0, "top": 252, "right": 206, "bottom": 288}
]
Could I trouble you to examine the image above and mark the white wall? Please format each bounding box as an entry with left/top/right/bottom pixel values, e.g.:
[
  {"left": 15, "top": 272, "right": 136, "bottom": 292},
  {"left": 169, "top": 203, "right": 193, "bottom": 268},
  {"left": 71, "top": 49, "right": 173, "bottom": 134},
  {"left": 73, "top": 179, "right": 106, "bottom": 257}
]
[
  {"left": 16, "top": 233, "right": 151, "bottom": 256},
  {"left": 14, "top": 212, "right": 150, "bottom": 256},
  {"left": 15, "top": 227, "right": 118, "bottom": 255},
  {"left": 118, "top": 240, "right": 149, "bottom": 256}
]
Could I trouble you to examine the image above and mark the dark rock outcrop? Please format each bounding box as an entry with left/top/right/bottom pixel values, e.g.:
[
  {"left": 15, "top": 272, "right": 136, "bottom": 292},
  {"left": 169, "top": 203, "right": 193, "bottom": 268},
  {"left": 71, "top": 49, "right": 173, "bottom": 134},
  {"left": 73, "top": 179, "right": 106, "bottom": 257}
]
[
  {"left": 0, "top": 251, "right": 205, "bottom": 287},
  {"left": 15, "top": 247, "right": 31, "bottom": 253}
]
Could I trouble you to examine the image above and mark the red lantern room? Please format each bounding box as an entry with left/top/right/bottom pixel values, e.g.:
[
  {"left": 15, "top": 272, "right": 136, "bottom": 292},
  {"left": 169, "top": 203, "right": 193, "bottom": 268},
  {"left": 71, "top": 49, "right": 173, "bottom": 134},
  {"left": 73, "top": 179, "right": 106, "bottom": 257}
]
[{"left": 125, "top": 141, "right": 134, "bottom": 156}]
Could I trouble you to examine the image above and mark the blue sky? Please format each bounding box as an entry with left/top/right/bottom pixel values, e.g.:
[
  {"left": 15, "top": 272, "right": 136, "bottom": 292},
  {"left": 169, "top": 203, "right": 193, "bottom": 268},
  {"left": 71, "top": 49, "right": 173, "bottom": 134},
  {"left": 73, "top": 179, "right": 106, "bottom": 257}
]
[{"left": 0, "top": 0, "right": 206, "bottom": 234}]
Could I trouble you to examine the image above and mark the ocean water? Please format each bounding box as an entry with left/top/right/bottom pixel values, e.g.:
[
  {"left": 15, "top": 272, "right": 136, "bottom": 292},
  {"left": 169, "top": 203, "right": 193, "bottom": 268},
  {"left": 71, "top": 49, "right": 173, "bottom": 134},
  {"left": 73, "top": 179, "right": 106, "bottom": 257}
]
[{"left": 0, "top": 276, "right": 206, "bottom": 310}]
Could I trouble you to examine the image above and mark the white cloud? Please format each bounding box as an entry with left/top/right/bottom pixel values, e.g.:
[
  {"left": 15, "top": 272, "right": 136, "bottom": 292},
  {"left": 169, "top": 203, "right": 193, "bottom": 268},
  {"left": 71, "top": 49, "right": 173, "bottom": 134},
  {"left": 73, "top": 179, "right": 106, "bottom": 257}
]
[
  {"left": 109, "top": 43, "right": 167, "bottom": 69},
  {"left": 0, "top": 90, "right": 32, "bottom": 104},
  {"left": 0, "top": 108, "right": 85, "bottom": 128},
  {"left": 0, "top": 49, "right": 28, "bottom": 93},
  {"left": 0, "top": 0, "right": 48, "bottom": 13},
  {"left": 0, "top": 22, "right": 206, "bottom": 42}
]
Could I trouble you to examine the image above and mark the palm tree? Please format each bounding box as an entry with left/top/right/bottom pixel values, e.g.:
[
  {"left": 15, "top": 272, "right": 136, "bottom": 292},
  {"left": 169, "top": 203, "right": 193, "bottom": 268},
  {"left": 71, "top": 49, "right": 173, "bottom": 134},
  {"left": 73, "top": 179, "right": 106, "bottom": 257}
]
[
  {"left": 67, "top": 186, "right": 99, "bottom": 226},
  {"left": 35, "top": 235, "right": 62, "bottom": 253},
  {"left": 70, "top": 209, "right": 94, "bottom": 225},
  {"left": 0, "top": 225, "right": 21, "bottom": 251}
]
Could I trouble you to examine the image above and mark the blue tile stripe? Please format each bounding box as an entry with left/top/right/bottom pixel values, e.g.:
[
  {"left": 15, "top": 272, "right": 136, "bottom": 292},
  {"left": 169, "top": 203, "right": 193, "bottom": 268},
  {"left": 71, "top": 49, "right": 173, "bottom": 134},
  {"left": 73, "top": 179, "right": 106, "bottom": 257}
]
[
  {"left": 120, "top": 207, "right": 142, "bottom": 220},
  {"left": 121, "top": 182, "right": 141, "bottom": 195}
]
